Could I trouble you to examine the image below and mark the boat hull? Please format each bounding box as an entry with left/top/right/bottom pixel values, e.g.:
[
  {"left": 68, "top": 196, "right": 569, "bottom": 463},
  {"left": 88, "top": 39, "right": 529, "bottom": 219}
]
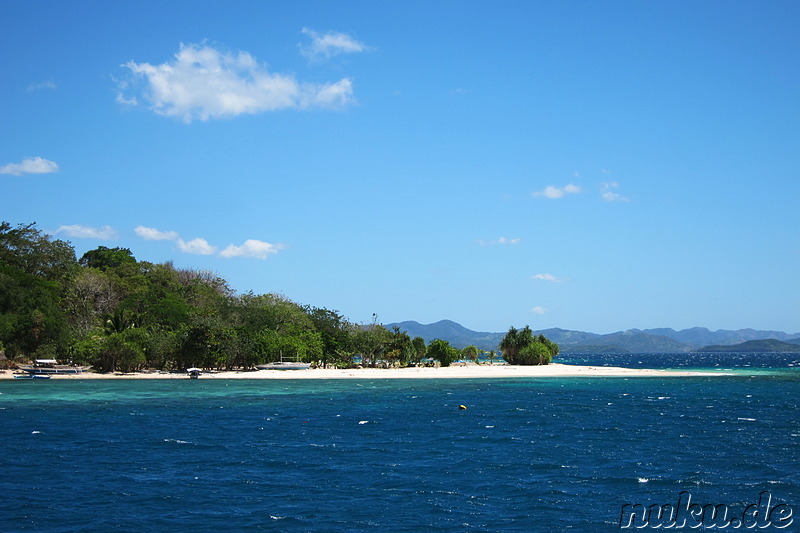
[
  {"left": 256, "top": 362, "right": 311, "bottom": 370},
  {"left": 19, "top": 366, "right": 89, "bottom": 375}
]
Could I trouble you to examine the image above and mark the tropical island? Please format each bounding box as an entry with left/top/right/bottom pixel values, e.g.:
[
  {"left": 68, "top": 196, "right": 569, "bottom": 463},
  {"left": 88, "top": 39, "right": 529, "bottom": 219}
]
[{"left": 1, "top": 221, "right": 567, "bottom": 376}]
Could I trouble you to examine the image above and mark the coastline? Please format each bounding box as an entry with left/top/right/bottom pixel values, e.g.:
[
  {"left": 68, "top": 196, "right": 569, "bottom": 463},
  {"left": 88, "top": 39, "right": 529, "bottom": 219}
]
[{"left": 0, "top": 363, "right": 726, "bottom": 380}]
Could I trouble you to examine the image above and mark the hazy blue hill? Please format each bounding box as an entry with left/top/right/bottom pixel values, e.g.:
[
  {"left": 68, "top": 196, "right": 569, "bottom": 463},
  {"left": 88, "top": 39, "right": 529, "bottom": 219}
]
[
  {"left": 698, "top": 339, "right": 800, "bottom": 353},
  {"left": 388, "top": 320, "right": 800, "bottom": 354},
  {"left": 389, "top": 320, "right": 504, "bottom": 350},
  {"left": 641, "top": 327, "right": 800, "bottom": 347},
  {"left": 593, "top": 330, "right": 691, "bottom": 353},
  {"left": 533, "top": 328, "right": 601, "bottom": 345}
]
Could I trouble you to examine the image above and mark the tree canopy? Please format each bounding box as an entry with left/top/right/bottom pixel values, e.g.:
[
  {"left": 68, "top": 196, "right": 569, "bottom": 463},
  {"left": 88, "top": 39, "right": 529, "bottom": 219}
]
[
  {"left": 499, "top": 326, "right": 559, "bottom": 365},
  {"left": 1, "top": 221, "right": 560, "bottom": 372}
]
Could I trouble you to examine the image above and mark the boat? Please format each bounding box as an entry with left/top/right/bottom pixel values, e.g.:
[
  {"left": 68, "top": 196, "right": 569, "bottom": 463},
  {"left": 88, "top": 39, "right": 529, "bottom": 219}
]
[
  {"left": 18, "top": 359, "right": 90, "bottom": 375},
  {"left": 256, "top": 356, "right": 311, "bottom": 371},
  {"left": 14, "top": 374, "right": 51, "bottom": 380}
]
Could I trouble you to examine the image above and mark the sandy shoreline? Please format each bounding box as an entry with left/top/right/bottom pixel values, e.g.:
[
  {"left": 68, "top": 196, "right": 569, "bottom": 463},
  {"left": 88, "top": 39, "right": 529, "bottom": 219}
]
[{"left": 0, "top": 363, "right": 726, "bottom": 380}]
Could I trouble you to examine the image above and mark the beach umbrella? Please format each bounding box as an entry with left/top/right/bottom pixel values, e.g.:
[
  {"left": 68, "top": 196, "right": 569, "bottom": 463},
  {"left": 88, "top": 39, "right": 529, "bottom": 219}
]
[{"left": 186, "top": 368, "right": 202, "bottom": 373}]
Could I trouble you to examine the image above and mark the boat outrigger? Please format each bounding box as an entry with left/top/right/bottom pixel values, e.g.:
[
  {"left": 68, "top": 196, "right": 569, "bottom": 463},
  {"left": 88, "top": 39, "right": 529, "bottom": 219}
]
[
  {"left": 18, "top": 359, "right": 90, "bottom": 375},
  {"left": 14, "top": 374, "right": 51, "bottom": 380},
  {"left": 256, "top": 356, "right": 311, "bottom": 371}
]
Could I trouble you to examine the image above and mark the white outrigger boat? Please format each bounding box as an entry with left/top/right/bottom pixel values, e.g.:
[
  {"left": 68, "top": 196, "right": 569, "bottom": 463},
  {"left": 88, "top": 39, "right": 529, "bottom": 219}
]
[
  {"left": 18, "top": 359, "right": 90, "bottom": 375},
  {"left": 256, "top": 356, "right": 311, "bottom": 371}
]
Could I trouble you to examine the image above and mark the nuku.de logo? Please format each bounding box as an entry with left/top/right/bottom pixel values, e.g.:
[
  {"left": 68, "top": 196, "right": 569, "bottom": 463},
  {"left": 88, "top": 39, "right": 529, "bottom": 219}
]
[{"left": 619, "top": 491, "right": 793, "bottom": 529}]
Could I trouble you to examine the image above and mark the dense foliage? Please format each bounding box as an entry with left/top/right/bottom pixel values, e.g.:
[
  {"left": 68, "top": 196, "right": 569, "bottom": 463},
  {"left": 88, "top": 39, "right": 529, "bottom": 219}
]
[
  {"left": 499, "top": 325, "right": 559, "bottom": 365},
  {"left": 1, "top": 222, "right": 451, "bottom": 372},
  {"left": 0, "top": 222, "right": 562, "bottom": 371}
]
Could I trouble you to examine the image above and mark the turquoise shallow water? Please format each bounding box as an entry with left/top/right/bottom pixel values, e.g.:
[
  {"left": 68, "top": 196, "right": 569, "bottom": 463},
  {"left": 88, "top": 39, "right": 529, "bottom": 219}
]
[{"left": 1, "top": 358, "right": 798, "bottom": 532}]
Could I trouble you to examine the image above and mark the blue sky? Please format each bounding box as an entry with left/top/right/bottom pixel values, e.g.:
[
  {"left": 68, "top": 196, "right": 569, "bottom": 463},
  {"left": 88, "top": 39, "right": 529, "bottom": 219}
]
[{"left": 2, "top": 1, "right": 798, "bottom": 334}]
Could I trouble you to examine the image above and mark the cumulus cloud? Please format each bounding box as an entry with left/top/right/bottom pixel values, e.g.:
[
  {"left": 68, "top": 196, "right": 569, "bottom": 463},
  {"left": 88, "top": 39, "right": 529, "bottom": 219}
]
[
  {"left": 301, "top": 28, "right": 368, "bottom": 60},
  {"left": 477, "top": 237, "right": 521, "bottom": 246},
  {"left": 134, "top": 225, "right": 180, "bottom": 241},
  {"left": 531, "top": 306, "right": 548, "bottom": 315},
  {"left": 177, "top": 238, "right": 218, "bottom": 255},
  {"left": 119, "top": 42, "right": 355, "bottom": 122},
  {"left": 533, "top": 183, "right": 582, "bottom": 199},
  {"left": 135, "top": 225, "right": 282, "bottom": 259},
  {"left": 601, "top": 182, "right": 629, "bottom": 202},
  {"left": 220, "top": 239, "right": 283, "bottom": 259},
  {"left": 56, "top": 225, "right": 118, "bottom": 240},
  {"left": 0, "top": 156, "right": 59, "bottom": 176},
  {"left": 531, "top": 273, "right": 563, "bottom": 283}
]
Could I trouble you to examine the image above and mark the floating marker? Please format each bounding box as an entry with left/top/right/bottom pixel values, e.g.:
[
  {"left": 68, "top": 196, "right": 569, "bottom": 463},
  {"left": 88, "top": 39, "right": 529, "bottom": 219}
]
[{"left": 459, "top": 405, "right": 467, "bottom": 410}]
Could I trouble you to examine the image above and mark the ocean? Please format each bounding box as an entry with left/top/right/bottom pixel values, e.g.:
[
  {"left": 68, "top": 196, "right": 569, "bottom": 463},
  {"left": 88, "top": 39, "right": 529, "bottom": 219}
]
[{"left": 2, "top": 354, "right": 798, "bottom": 532}]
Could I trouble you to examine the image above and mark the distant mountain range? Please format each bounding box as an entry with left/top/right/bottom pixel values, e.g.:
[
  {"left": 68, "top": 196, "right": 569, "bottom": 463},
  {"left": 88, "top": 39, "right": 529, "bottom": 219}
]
[{"left": 387, "top": 320, "right": 800, "bottom": 354}]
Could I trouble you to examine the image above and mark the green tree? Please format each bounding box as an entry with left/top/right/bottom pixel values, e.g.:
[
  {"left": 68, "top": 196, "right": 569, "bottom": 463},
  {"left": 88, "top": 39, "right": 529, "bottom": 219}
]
[
  {"left": 79, "top": 246, "right": 137, "bottom": 272},
  {"left": 307, "top": 307, "right": 352, "bottom": 368},
  {"left": 352, "top": 323, "right": 392, "bottom": 367},
  {"left": 427, "top": 338, "right": 458, "bottom": 367},
  {"left": 0, "top": 264, "right": 70, "bottom": 357},
  {"left": 411, "top": 336, "right": 426, "bottom": 365},
  {"left": 0, "top": 221, "right": 76, "bottom": 281},
  {"left": 0, "top": 222, "right": 75, "bottom": 357},
  {"left": 95, "top": 329, "right": 146, "bottom": 372},
  {"left": 103, "top": 308, "right": 137, "bottom": 334},
  {"left": 499, "top": 325, "right": 557, "bottom": 365},
  {"left": 462, "top": 344, "right": 480, "bottom": 364},
  {"left": 517, "top": 342, "right": 552, "bottom": 365},
  {"left": 63, "top": 268, "right": 119, "bottom": 335},
  {"left": 499, "top": 325, "right": 535, "bottom": 363},
  {"left": 385, "top": 326, "right": 414, "bottom": 367}
]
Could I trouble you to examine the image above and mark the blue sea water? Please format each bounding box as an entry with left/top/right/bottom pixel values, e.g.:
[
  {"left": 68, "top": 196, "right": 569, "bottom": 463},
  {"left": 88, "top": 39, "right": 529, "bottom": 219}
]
[{"left": 1, "top": 354, "right": 798, "bottom": 532}]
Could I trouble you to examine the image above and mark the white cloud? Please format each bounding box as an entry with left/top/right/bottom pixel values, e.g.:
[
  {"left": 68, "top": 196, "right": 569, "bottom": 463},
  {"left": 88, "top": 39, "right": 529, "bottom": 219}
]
[
  {"left": 134, "top": 225, "right": 179, "bottom": 241},
  {"left": 477, "top": 236, "right": 521, "bottom": 246},
  {"left": 220, "top": 239, "right": 283, "bottom": 259},
  {"left": 56, "top": 225, "right": 118, "bottom": 240},
  {"left": 531, "top": 306, "right": 548, "bottom": 315},
  {"left": 135, "top": 225, "right": 281, "bottom": 259},
  {"left": 0, "top": 156, "right": 59, "bottom": 176},
  {"left": 301, "top": 28, "right": 368, "bottom": 60},
  {"left": 531, "top": 273, "right": 563, "bottom": 283},
  {"left": 601, "top": 182, "right": 629, "bottom": 202},
  {"left": 26, "top": 80, "right": 57, "bottom": 92},
  {"left": 177, "top": 238, "right": 218, "bottom": 255},
  {"left": 533, "top": 183, "right": 582, "bottom": 199},
  {"left": 116, "top": 93, "right": 138, "bottom": 106},
  {"left": 120, "top": 42, "right": 355, "bottom": 122}
]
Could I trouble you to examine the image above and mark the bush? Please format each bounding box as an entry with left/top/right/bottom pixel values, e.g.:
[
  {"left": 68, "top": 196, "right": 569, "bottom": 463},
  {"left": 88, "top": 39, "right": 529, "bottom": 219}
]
[
  {"left": 500, "top": 326, "right": 558, "bottom": 365},
  {"left": 516, "top": 342, "right": 552, "bottom": 365}
]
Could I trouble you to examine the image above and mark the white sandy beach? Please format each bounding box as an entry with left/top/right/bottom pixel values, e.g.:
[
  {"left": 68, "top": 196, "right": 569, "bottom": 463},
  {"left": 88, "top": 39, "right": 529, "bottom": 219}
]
[{"left": 0, "top": 363, "right": 724, "bottom": 380}]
